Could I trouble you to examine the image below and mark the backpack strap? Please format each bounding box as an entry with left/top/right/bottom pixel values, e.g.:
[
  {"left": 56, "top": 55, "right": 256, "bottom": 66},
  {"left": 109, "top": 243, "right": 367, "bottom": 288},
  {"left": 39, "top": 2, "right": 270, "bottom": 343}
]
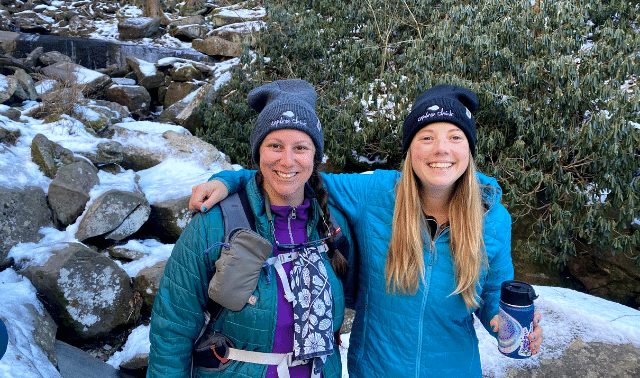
[
  {"left": 205, "top": 190, "right": 255, "bottom": 326},
  {"left": 220, "top": 190, "right": 255, "bottom": 235}
]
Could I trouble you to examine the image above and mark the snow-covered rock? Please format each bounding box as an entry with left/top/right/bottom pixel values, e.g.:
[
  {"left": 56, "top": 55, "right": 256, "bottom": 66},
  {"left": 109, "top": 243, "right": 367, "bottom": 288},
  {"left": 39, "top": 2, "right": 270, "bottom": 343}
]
[{"left": 21, "top": 243, "right": 141, "bottom": 340}]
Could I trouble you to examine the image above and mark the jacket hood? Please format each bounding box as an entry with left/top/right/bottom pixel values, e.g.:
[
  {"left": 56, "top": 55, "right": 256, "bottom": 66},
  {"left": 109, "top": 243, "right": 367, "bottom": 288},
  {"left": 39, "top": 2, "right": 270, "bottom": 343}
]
[{"left": 477, "top": 172, "right": 504, "bottom": 210}]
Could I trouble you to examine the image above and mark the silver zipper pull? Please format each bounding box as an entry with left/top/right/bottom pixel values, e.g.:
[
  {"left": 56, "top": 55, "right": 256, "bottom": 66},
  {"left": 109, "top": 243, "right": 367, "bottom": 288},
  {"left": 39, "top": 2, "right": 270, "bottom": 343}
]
[{"left": 290, "top": 207, "right": 297, "bottom": 219}]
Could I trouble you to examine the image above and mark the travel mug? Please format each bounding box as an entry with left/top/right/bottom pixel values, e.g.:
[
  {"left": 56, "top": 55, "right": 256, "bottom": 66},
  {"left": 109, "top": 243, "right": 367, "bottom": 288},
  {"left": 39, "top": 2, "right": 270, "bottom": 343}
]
[{"left": 498, "top": 280, "right": 538, "bottom": 358}]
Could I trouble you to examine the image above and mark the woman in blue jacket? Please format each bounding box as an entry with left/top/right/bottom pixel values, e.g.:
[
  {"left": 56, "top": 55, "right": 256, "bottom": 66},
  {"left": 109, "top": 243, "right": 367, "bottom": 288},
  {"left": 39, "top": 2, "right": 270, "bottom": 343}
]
[{"left": 190, "top": 84, "right": 543, "bottom": 377}]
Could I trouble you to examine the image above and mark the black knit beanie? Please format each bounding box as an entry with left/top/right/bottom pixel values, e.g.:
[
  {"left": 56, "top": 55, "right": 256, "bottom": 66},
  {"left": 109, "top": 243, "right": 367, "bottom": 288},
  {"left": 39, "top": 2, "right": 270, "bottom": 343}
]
[
  {"left": 402, "top": 84, "right": 479, "bottom": 156},
  {"left": 248, "top": 79, "right": 323, "bottom": 164}
]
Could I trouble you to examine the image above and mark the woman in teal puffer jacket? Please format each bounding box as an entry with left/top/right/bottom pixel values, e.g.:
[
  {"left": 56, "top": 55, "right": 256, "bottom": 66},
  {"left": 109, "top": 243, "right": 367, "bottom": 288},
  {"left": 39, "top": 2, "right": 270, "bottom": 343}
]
[
  {"left": 148, "top": 80, "right": 356, "bottom": 378},
  {"left": 190, "top": 84, "right": 543, "bottom": 377}
]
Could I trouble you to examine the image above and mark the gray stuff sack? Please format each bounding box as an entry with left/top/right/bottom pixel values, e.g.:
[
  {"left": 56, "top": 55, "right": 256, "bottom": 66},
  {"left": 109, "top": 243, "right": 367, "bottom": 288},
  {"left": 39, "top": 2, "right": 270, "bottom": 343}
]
[{"left": 208, "top": 228, "right": 272, "bottom": 311}]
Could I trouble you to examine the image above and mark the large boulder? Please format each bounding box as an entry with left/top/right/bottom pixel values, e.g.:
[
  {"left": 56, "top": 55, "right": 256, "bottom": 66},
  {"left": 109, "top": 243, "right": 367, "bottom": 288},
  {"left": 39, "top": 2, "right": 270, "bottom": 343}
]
[
  {"left": 192, "top": 35, "right": 242, "bottom": 57},
  {"left": 38, "top": 50, "right": 73, "bottom": 66},
  {"left": 117, "top": 17, "right": 161, "bottom": 40},
  {"left": 210, "top": 4, "right": 266, "bottom": 27},
  {"left": 169, "top": 62, "right": 203, "bottom": 82},
  {"left": 568, "top": 250, "right": 640, "bottom": 308},
  {"left": 0, "top": 186, "right": 53, "bottom": 263},
  {"left": 10, "top": 68, "right": 37, "bottom": 101},
  {"left": 209, "top": 21, "right": 265, "bottom": 46},
  {"left": 41, "top": 62, "right": 112, "bottom": 95},
  {"left": 502, "top": 339, "right": 640, "bottom": 377},
  {"left": 0, "top": 73, "right": 18, "bottom": 103},
  {"left": 75, "top": 189, "right": 151, "bottom": 241},
  {"left": 47, "top": 160, "right": 99, "bottom": 226},
  {"left": 170, "top": 23, "right": 209, "bottom": 41},
  {"left": 30, "top": 133, "right": 75, "bottom": 178},
  {"left": 0, "top": 125, "right": 20, "bottom": 145},
  {"left": 159, "top": 83, "right": 213, "bottom": 131},
  {"left": 145, "top": 195, "right": 192, "bottom": 242},
  {"left": 22, "top": 243, "right": 142, "bottom": 340},
  {"left": 104, "top": 84, "right": 151, "bottom": 119},
  {"left": 126, "top": 57, "right": 164, "bottom": 90},
  {"left": 163, "top": 81, "right": 199, "bottom": 107},
  {"left": 133, "top": 261, "right": 166, "bottom": 314}
]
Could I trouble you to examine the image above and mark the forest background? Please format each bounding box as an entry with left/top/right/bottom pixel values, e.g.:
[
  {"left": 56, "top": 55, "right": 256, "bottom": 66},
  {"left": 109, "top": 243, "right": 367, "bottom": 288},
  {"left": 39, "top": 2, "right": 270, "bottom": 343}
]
[{"left": 196, "top": 0, "right": 640, "bottom": 307}]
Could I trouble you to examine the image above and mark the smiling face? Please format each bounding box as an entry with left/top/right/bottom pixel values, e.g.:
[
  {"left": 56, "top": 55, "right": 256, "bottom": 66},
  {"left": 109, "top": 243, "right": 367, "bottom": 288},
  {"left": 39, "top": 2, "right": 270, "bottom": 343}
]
[
  {"left": 409, "top": 121, "right": 471, "bottom": 196},
  {"left": 259, "top": 129, "right": 316, "bottom": 206}
]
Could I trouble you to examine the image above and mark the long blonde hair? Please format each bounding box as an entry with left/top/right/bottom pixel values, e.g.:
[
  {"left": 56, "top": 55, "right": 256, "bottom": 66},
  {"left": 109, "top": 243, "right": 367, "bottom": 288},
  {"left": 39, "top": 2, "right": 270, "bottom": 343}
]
[{"left": 385, "top": 150, "right": 486, "bottom": 309}]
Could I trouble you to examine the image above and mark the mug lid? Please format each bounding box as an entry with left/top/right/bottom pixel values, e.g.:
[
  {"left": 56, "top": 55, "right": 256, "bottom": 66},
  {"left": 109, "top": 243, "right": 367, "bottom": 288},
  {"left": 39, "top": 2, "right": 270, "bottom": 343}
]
[{"left": 500, "top": 280, "right": 538, "bottom": 306}]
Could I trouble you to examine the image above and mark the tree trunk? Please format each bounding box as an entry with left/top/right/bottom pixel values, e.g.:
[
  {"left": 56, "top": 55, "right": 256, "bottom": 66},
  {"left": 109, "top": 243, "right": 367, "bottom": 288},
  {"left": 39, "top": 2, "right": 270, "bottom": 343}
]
[{"left": 144, "top": 0, "right": 163, "bottom": 18}]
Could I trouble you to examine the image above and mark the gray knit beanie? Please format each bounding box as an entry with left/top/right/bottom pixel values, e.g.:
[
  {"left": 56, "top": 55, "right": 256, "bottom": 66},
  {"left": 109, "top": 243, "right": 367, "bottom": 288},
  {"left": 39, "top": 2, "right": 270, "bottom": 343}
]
[{"left": 248, "top": 79, "right": 323, "bottom": 163}]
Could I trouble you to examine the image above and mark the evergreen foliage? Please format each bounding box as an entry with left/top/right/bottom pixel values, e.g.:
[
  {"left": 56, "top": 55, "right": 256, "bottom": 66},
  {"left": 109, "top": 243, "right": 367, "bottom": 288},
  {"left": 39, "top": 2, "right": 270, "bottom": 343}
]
[{"left": 198, "top": 0, "right": 639, "bottom": 266}]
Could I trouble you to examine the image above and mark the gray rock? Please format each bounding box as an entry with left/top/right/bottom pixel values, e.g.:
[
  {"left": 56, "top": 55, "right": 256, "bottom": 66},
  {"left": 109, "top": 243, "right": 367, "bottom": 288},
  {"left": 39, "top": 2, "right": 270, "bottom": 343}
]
[
  {"left": 30, "top": 302, "right": 58, "bottom": 367},
  {"left": 0, "top": 73, "right": 18, "bottom": 103},
  {"left": 107, "top": 245, "right": 146, "bottom": 261},
  {"left": 104, "top": 84, "right": 151, "bottom": 119},
  {"left": 94, "top": 141, "right": 124, "bottom": 165},
  {"left": 0, "top": 106, "right": 22, "bottom": 121},
  {"left": 0, "top": 186, "right": 53, "bottom": 262},
  {"left": 210, "top": 5, "right": 266, "bottom": 27},
  {"left": 502, "top": 338, "right": 640, "bottom": 378},
  {"left": 192, "top": 35, "right": 242, "bottom": 57},
  {"left": 169, "top": 63, "right": 203, "bottom": 82},
  {"left": 10, "top": 68, "right": 38, "bottom": 101},
  {"left": 30, "top": 133, "right": 75, "bottom": 178},
  {"left": 76, "top": 189, "right": 151, "bottom": 241},
  {"left": 209, "top": 20, "right": 265, "bottom": 46},
  {"left": 146, "top": 195, "right": 192, "bottom": 242},
  {"left": 0, "top": 125, "right": 20, "bottom": 145},
  {"left": 56, "top": 340, "right": 136, "bottom": 378},
  {"left": 117, "top": 17, "right": 161, "bottom": 40},
  {"left": 126, "top": 57, "right": 164, "bottom": 90},
  {"left": 167, "top": 15, "right": 204, "bottom": 28},
  {"left": 170, "top": 24, "right": 209, "bottom": 41},
  {"left": 13, "top": 10, "right": 54, "bottom": 33},
  {"left": 22, "top": 243, "right": 141, "bottom": 340},
  {"left": 38, "top": 50, "right": 73, "bottom": 66},
  {"left": 70, "top": 104, "right": 112, "bottom": 133},
  {"left": 133, "top": 260, "right": 166, "bottom": 313},
  {"left": 47, "top": 160, "right": 99, "bottom": 226},
  {"left": 163, "top": 81, "right": 199, "bottom": 107},
  {"left": 159, "top": 83, "right": 213, "bottom": 131},
  {"left": 41, "top": 62, "right": 112, "bottom": 95},
  {"left": 87, "top": 100, "right": 131, "bottom": 126}
]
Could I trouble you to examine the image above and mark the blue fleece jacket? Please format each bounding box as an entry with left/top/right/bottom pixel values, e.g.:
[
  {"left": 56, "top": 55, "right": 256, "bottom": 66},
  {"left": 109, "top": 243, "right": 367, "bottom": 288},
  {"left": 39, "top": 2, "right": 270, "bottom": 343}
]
[{"left": 212, "top": 169, "right": 514, "bottom": 377}]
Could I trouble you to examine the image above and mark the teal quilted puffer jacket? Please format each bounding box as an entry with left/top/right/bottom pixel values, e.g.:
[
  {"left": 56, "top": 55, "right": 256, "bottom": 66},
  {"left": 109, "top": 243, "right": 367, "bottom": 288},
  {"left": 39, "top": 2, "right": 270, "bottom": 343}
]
[{"left": 147, "top": 173, "right": 353, "bottom": 378}]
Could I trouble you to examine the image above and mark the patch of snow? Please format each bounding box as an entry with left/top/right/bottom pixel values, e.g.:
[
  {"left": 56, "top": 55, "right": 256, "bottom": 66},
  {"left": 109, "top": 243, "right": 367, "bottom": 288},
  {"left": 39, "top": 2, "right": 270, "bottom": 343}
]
[
  {"left": 216, "top": 5, "right": 266, "bottom": 20},
  {"left": 0, "top": 269, "right": 61, "bottom": 378},
  {"left": 214, "top": 20, "right": 266, "bottom": 33},
  {"left": 106, "top": 325, "right": 150, "bottom": 369},
  {"left": 35, "top": 79, "right": 57, "bottom": 96},
  {"left": 137, "top": 157, "right": 228, "bottom": 204},
  {"left": 113, "top": 120, "right": 190, "bottom": 135},
  {"left": 112, "top": 239, "right": 174, "bottom": 277},
  {"left": 112, "top": 77, "right": 137, "bottom": 86}
]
